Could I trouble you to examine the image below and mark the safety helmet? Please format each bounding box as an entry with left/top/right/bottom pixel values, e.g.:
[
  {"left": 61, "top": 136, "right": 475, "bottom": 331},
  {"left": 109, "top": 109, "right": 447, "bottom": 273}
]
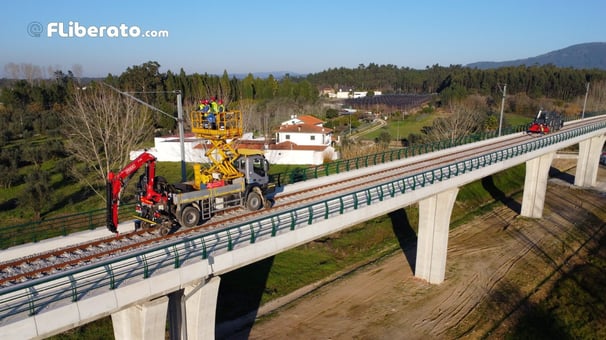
[{"left": 219, "top": 100, "right": 223, "bottom": 104}]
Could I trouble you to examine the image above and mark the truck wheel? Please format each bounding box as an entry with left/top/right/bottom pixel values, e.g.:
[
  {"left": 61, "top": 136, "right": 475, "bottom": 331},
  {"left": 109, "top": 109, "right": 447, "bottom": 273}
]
[
  {"left": 181, "top": 206, "right": 200, "bottom": 228},
  {"left": 246, "top": 191, "right": 263, "bottom": 211},
  {"left": 159, "top": 226, "right": 171, "bottom": 236}
]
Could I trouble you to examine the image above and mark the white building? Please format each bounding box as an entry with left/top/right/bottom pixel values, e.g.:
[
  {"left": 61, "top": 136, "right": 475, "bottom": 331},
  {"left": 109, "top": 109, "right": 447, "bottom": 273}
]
[
  {"left": 265, "top": 115, "right": 337, "bottom": 165},
  {"left": 332, "top": 89, "right": 382, "bottom": 99}
]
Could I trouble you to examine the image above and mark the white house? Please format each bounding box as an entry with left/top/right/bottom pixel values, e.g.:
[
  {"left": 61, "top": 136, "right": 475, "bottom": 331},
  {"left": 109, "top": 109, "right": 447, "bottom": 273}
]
[
  {"left": 277, "top": 115, "right": 331, "bottom": 146},
  {"left": 267, "top": 115, "right": 337, "bottom": 165}
]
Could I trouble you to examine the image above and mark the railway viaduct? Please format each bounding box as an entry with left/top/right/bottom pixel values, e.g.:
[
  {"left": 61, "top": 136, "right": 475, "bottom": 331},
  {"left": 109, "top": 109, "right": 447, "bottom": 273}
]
[{"left": 1, "top": 116, "right": 605, "bottom": 339}]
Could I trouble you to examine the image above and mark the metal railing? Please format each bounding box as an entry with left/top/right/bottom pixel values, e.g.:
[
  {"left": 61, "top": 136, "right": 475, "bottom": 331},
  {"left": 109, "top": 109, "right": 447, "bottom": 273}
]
[
  {"left": 0, "top": 204, "right": 135, "bottom": 249},
  {"left": 272, "top": 123, "right": 531, "bottom": 186},
  {"left": 1, "top": 118, "right": 605, "bottom": 322}
]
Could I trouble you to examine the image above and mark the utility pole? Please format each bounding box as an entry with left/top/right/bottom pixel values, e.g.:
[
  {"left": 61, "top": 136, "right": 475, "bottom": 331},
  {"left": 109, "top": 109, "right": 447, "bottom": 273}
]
[
  {"left": 581, "top": 82, "right": 590, "bottom": 119},
  {"left": 176, "top": 91, "right": 186, "bottom": 182},
  {"left": 498, "top": 84, "right": 507, "bottom": 136},
  {"left": 103, "top": 83, "right": 187, "bottom": 182}
]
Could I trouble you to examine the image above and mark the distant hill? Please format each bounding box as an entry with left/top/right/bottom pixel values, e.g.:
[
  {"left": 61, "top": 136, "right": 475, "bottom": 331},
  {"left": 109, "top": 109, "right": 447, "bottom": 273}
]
[
  {"left": 231, "top": 71, "right": 306, "bottom": 79},
  {"left": 466, "top": 42, "right": 606, "bottom": 70}
]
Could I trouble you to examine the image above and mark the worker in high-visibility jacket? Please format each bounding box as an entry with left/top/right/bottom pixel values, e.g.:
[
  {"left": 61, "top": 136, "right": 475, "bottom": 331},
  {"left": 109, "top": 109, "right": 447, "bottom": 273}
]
[{"left": 210, "top": 97, "right": 218, "bottom": 113}]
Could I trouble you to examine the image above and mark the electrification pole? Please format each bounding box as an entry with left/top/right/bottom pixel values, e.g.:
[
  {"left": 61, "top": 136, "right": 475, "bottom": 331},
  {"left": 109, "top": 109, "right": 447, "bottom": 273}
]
[
  {"left": 498, "top": 84, "right": 507, "bottom": 136},
  {"left": 581, "top": 82, "right": 589, "bottom": 119}
]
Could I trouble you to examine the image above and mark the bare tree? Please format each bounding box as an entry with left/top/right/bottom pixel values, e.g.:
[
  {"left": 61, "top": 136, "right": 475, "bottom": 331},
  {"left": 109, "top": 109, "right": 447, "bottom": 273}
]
[
  {"left": 586, "top": 80, "right": 606, "bottom": 112},
  {"left": 424, "top": 101, "right": 484, "bottom": 143},
  {"left": 71, "top": 63, "right": 83, "bottom": 83},
  {"left": 21, "top": 63, "right": 42, "bottom": 85},
  {"left": 235, "top": 98, "right": 259, "bottom": 136},
  {"left": 4, "top": 62, "right": 19, "bottom": 79},
  {"left": 61, "top": 85, "right": 153, "bottom": 199}
]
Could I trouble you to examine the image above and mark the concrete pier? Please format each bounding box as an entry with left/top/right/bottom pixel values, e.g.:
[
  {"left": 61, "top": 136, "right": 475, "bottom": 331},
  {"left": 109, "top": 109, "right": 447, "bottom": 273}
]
[
  {"left": 521, "top": 152, "right": 555, "bottom": 218},
  {"left": 184, "top": 276, "right": 221, "bottom": 340},
  {"left": 575, "top": 136, "right": 605, "bottom": 187},
  {"left": 111, "top": 276, "right": 221, "bottom": 340},
  {"left": 111, "top": 296, "right": 168, "bottom": 340},
  {"left": 415, "top": 188, "right": 459, "bottom": 284}
]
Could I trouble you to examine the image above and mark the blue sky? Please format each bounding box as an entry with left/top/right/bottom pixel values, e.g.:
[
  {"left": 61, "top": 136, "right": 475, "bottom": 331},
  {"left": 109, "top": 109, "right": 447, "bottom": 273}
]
[{"left": 1, "top": 0, "right": 604, "bottom": 77}]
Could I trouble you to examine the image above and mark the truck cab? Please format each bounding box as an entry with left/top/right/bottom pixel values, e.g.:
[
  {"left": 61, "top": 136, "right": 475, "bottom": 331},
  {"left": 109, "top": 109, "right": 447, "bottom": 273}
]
[{"left": 234, "top": 152, "right": 271, "bottom": 186}]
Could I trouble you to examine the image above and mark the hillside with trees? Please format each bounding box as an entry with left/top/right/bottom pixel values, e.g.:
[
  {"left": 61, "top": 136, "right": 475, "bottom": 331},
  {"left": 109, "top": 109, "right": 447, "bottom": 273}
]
[
  {"left": 467, "top": 42, "right": 606, "bottom": 70},
  {"left": 1, "top": 61, "right": 606, "bottom": 225}
]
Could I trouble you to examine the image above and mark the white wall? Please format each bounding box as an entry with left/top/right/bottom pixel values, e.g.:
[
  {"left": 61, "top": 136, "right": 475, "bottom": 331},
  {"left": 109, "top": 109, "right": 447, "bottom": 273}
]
[
  {"left": 132, "top": 136, "right": 337, "bottom": 165},
  {"left": 265, "top": 147, "right": 337, "bottom": 165},
  {"left": 277, "top": 132, "right": 331, "bottom": 146},
  {"left": 130, "top": 137, "right": 209, "bottom": 162}
]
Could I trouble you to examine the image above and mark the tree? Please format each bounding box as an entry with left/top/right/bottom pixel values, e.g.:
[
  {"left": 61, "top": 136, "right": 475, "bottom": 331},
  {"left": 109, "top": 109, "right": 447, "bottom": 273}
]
[
  {"left": 376, "top": 131, "right": 392, "bottom": 145},
  {"left": 19, "top": 168, "right": 51, "bottom": 220},
  {"left": 61, "top": 84, "right": 153, "bottom": 199}
]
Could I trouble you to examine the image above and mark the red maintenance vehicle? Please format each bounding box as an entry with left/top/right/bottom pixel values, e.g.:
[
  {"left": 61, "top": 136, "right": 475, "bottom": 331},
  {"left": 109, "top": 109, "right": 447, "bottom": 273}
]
[
  {"left": 106, "top": 109, "right": 275, "bottom": 235},
  {"left": 527, "top": 109, "right": 564, "bottom": 134}
]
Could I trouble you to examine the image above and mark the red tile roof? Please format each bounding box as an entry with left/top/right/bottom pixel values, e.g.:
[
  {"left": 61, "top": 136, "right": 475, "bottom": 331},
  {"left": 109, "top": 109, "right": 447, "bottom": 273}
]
[{"left": 297, "top": 115, "right": 324, "bottom": 125}]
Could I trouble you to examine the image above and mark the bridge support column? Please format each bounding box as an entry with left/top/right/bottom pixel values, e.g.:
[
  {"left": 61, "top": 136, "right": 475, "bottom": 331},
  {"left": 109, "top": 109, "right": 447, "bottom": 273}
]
[
  {"left": 521, "top": 152, "right": 555, "bottom": 218},
  {"left": 183, "top": 275, "right": 221, "bottom": 340},
  {"left": 575, "top": 136, "right": 605, "bottom": 187},
  {"left": 167, "top": 289, "right": 186, "bottom": 340},
  {"left": 415, "top": 188, "right": 459, "bottom": 284},
  {"left": 111, "top": 295, "right": 168, "bottom": 340}
]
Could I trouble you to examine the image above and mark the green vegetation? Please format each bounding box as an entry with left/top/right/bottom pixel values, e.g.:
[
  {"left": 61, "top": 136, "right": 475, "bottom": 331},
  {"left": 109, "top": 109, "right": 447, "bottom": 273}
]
[
  {"left": 508, "top": 234, "right": 606, "bottom": 339},
  {"left": 505, "top": 112, "right": 535, "bottom": 127}
]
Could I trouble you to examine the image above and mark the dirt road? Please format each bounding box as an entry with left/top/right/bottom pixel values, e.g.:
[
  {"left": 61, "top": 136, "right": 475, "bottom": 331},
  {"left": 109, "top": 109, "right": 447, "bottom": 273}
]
[{"left": 235, "top": 161, "right": 606, "bottom": 339}]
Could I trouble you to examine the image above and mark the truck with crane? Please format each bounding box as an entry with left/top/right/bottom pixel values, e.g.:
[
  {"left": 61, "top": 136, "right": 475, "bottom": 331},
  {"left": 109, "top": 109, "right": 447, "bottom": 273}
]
[
  {"left": 527, "top": 109, "right": 564, "bottom": 134},
  {"left": 106, "top": 108, "right": 275, "bottom": 235}
]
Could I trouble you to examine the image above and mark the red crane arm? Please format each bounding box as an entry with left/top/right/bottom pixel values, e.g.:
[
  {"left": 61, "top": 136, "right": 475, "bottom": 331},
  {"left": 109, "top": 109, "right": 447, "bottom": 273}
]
[{"left": 106, "top": 152, "right": 158, "bottom": 233}]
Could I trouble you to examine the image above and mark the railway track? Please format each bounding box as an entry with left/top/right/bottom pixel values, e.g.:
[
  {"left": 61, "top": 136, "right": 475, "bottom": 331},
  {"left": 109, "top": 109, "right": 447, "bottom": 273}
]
[{"left": 0, "top": 118, "right": 599, "bottom": 287}]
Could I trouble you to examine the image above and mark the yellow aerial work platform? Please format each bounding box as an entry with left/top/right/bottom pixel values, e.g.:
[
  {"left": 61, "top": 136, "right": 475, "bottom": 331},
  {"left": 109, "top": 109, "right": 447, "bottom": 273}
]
[{"left": 190, "top": 109, "right": 245, "bottom": 188}]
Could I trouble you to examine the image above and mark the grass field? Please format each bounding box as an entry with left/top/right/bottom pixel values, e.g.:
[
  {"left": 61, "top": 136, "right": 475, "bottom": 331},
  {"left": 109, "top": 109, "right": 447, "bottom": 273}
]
[
  {"left": 360, "top": 112, "right": 534, "bottom": 142},
  {"left": 361, "top": 113, "right": 439, "bottom": 140}
]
